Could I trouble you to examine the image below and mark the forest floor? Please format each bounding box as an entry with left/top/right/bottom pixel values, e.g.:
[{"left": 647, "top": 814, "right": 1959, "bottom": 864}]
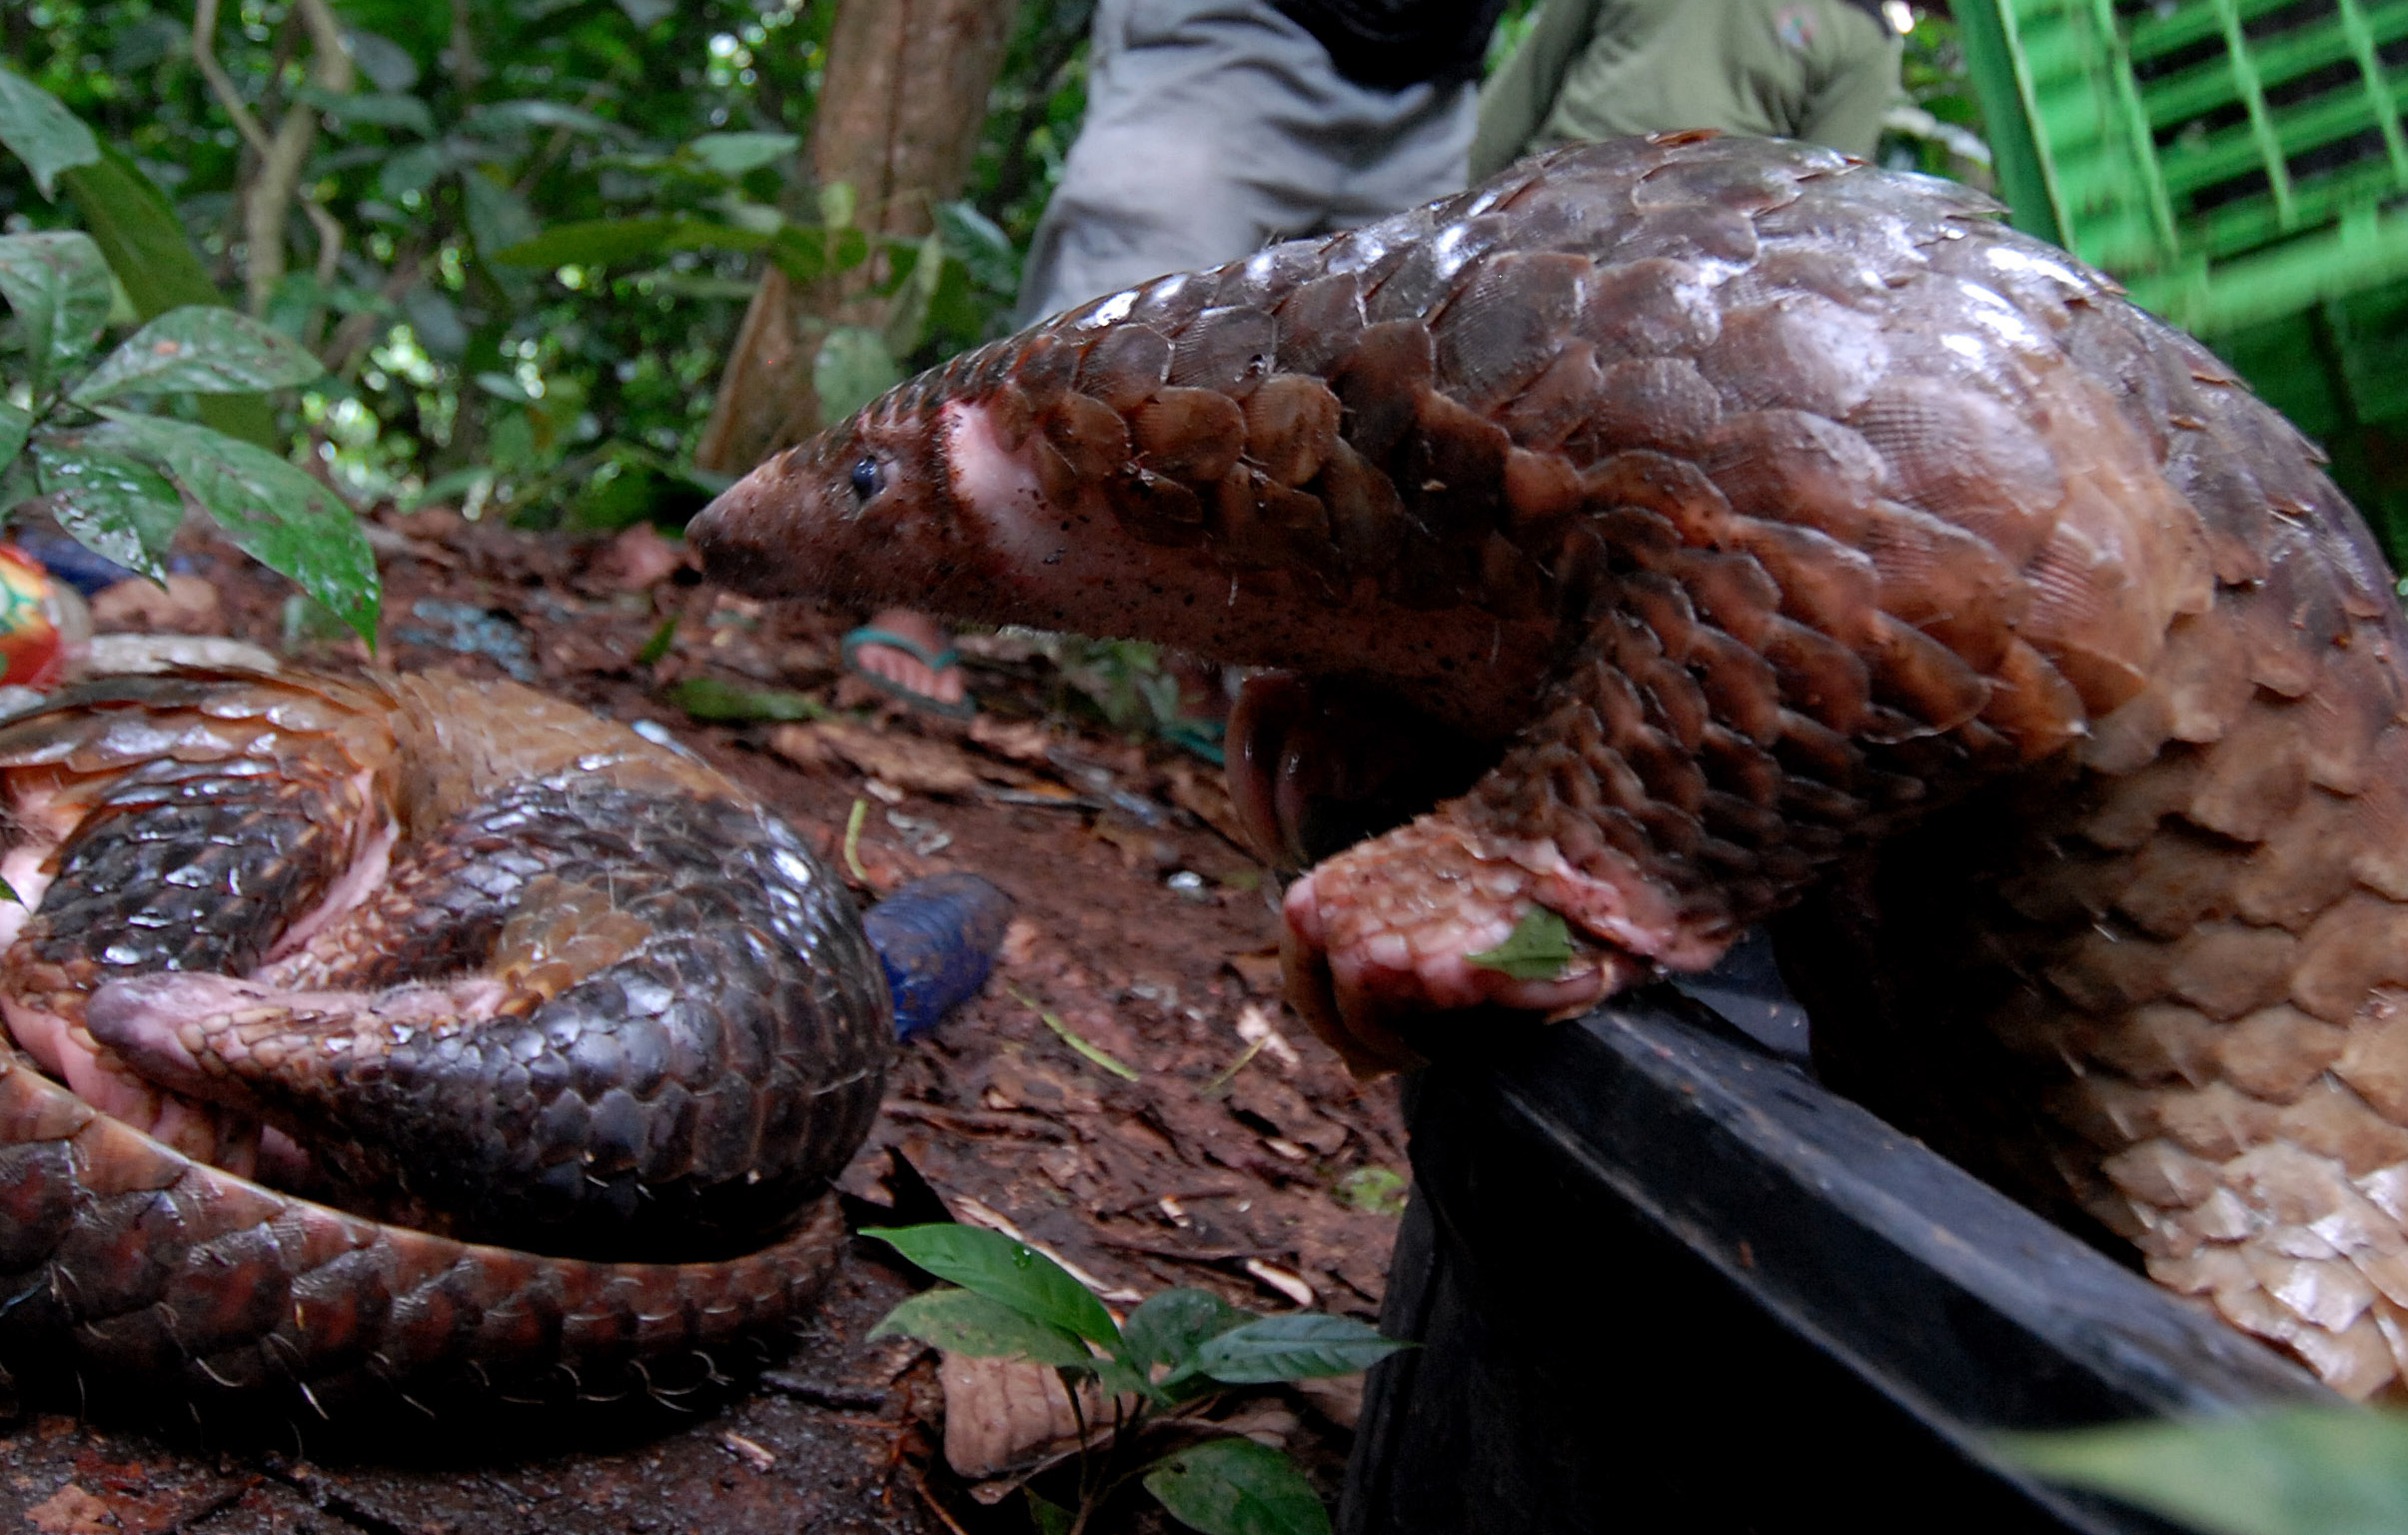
[{"left": 0, "top": 509, "right": 1406, "bottom": 1535}]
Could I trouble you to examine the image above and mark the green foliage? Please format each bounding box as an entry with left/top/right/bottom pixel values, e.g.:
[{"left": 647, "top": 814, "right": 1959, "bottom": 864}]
[
  {"left": 662, "top": 674, "right": 825, "bottom": 722},
  {"left": 1466, "top": 907, "right": 1576, "bottom": 981},
  {"left": 0, "top": 0, "right": 1092, "bottom": 530},
  {"left": 1877, "top": 9, "right": 1993, "bottom": 186},
  {"left": 865, "top": 1223, "right": 1121, "bottom": 1347},
  {"left": 1145, "top": 1439, "right": 1332, "bottom": 1535},
  {"left": 1998, "top": 1408, "right": 2408, "bottom": 1535},
  {"left": 1333, "top": 1166, "right": 1409, "bottom": 1218},
  {"left": 0, "top": 162, "right": 376, "bottom": 637},
  {"left": 863, "top": 1222, "right": 1409, "bottom": 1535}
]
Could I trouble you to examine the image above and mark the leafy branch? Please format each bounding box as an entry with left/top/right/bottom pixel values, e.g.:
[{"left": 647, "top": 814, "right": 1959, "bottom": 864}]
[
  {"left": 0, "top": 67, "right": 378, "bottom": 644},
  {"left": 865, "top": 1222, "right": 1409, "bottom": 1535}
]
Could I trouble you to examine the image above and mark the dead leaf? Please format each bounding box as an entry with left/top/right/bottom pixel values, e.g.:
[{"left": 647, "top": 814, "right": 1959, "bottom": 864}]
[
  {"left": 589, "top": 522, "right": 690, "bottom": 592},
  {"left": 89, "top": 576, "right": 221, "bottom": 636},
  {"left": 771, "top": 720, "right": 980, "bottom": 795},
  {"left": 1164, "top": 760, "right": 1254, "bottom": 851},
  {"left": 968, "top": 716, "right": 1056, "bottom": 766},
  {"left": 26, "top": 1484, "right": 114, "bottom": 1535},
  {"left": 1224, "top": 949, "right": 1283, "bottom": 997},
  {"left": 1291, "top": 1375, "right": 1365, "bottom": 1431},
  {"left": 1231, "top": 1073, "right": 1348, "bottom": 1156},
  {"left": 939, "top": 1354, "right": 1132, "bottom": 1479},
  {"left": 999, "top": 918, "right": 1041, "bottom": 966}
]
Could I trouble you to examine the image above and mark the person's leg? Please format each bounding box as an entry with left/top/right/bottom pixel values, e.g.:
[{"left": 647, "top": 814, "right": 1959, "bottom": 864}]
[{"left": 1016, "top": 0, "right": 1348, "bottom": 323}]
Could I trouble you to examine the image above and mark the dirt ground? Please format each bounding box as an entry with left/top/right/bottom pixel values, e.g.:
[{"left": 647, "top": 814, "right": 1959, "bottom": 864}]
[{"left": 0, "top": 511, "right": 1405, "bottom": 1534}]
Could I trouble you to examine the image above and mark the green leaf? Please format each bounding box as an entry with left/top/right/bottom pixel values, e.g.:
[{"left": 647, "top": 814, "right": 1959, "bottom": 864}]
[
  {"left": 766, "top": 223, "right": 869, "bottom": 287},
  {"left": 813, "top": 326, "right": 901, "bottom": 426},
  {"left": 1123, "top": 1288, "right": 1251, "bottom": 1375},
  {"left": 859, "top": 1224, "right": 1121, "bottom": 1347},
  {"left": 1465, "top": 908, "right": 1576, "bottom": 982},
  {"left": 0, "top": 65, "right": 101, "bottom": 200},
  {"left": 298, "top": 87, "right": 435, "bottom": 137},
  {"left": 343, "top": 29, "right": 421, "bottom": 93},
  {"left": 1333, "top": 1166, "right": 1409, "bottom": 1217},
  {"left": 32, "top": 435, "right": 182, "bottom": 582},
  {"left": 54, "top": 149, "right": 274, "bottom": 450},
  {"left": 937, "top": 200, "right": 1018, "bottom": 295},
  {"left": 489, "top": 216, "right": 769, "bottom": 271},
  {"left": 378, "top": 142, "right": 448, "bottom": 201},
  {"left": 662, "top": 675, "right": 824, "bottom": 723},
  {"left": 92, "top": 411, "right": 378, "bottom": 643},
  {"left": 71, "top": 307, "right": 325, "bottom": 407},
  {"left": 1996, "top": 1409, "right": 2408, "bottom": 1535},
  {"left": 461, "top": 171, "right": 539, "bottom": 263},
  {"left": 817, "top": 180, "right": 857, "bottom": 230},
  {"left": 682, "top": 131, "right": 798, "bottom": 177},
  {"left": 1025, "top": 1488, "right": 1074, "bottom": 1535},
  {"left": 0, "top": 231, "right": 113, "bottom": 394},
  {"left": 465, "top": 100, "right": 619, "bottom": 137},
  {"left": 869, "top": 1287, "right": 1097, "bottom": 1368},
  {"left": 633, "top": 616, "right": 676, "bottom": 666},
  {"left": 1144, "top": 1438, "right": 1330, "bottom": 1535},
  {"left": 1187, "top": 1313, "right": 1410, "bottom": 1385},
  {"left": 883, "top": 231, "right": 946, "bottom": 361},
  {"left": 0, "top": 399, "right": 29, "bottom": 473}
]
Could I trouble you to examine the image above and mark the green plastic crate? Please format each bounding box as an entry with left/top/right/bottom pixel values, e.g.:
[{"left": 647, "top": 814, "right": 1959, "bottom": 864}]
[{"left": 1951, "top": 0, "right": 2408, "bottom": 550}]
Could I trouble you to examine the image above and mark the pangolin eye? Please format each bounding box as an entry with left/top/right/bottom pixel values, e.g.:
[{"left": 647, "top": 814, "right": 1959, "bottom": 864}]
[{"left": 848, "top": 457, "right": 883, "bottom": 504}]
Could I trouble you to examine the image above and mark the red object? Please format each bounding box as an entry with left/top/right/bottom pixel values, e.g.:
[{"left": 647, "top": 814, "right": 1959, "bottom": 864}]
[{"left": 0, "top": 545, "right": 67, "bottom": 689}]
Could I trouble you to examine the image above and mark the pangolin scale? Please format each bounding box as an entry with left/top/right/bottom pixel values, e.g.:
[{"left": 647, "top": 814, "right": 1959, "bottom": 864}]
[
  {"left": 0, "top": 669, "right": 889, "bottom": 1412},
  {"left": 693, "top": 131, "right": 2408, "bottom": 1399}
]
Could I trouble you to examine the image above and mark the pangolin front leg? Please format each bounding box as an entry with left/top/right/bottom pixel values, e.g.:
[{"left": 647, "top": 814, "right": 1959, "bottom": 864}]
[{"left": 690, "top": 130, "right": 2408, "bottom": 1396}]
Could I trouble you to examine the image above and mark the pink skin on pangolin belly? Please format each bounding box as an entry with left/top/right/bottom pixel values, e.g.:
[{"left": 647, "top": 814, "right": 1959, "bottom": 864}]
[
  {"left": 944, "top": 400, "right": 1706, "bottom": 1028},
  {"left": 0, "top": 770, "right": 398, "bottom": 1179}
]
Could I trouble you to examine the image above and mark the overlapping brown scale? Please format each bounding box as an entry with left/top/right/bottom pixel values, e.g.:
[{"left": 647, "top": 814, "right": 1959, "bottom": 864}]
[
  {"left": 1858, "top": 499, "right": 2026, "bottom": 669},
  {"left": 1042, "top": 392, "right": 1130, "bottom": 481},
  {"left": 2017, "top": 510, "right": 2161, "bottom": 717},
  {"left": 1581, "top": 450, "right": 1738, "bottom": 546},
  {"left": 1210, "top": 239, "right": 1328, "bottom": 311},
  {"left": 1108, "top": 468, "right": 1210, "bottom": 547},
  {"left": 1074, "top": 323, "right": 1172, "bottom": 412},
  {"left": 1400, "top": 389, "right": 1510, "bottom": 539},
  {"left": 1134, "top": 387, "right": 1246, "bottom": 485},
  {"left": 1611, "top": 201, "right": 1760, "bottom": 265},
  {"left": 1010, "top": 331, "right": 1079, "bottom": 405},
  {"left": 1271, "top": 272, "right": 1369, "bottom": 376},
  {"left": 1365, "top": 216, "right": 1509, "bottom": 325},
  {"left": 1168, "top": 305, "right": 1276, "bottom": 395},
  {"left": 1864, "top": 614, "right": 1992, "bottom": 737},
  {"left": 1631, "top": 145, "right": 1810, "bottom": 216},
  {"left": 1576, "top": 259, "right": 1723, "bottom": 362},
  {"left": 1698, "top": 409, "right": 1889, "bottom": 541},
  {"left": 1242, "top": 375, "right": 1343, "bottom": 487},
  {"left": 1124, "top": 271, "right": 1215, "bottom": 337},
  {"left": 1694, "top": 293, "right": 1888, "bottom": 419},
  {"left": 1329, "top": 320, "right": 1436, "bottom": 463},
  {"left": 1313, "top": 438, "right": 1410, "bottom": 577},
  {"left": 1848, "top": 384, "right": 2065, "bottom": 558},
  {"left": 1430, "top": 250, "right": 1589, "bottom": 411}
]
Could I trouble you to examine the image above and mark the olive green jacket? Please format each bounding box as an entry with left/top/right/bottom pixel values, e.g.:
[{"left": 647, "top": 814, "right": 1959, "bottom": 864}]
[{"left": 1471, "top": 0, "right": 1902, "bottom": 180}]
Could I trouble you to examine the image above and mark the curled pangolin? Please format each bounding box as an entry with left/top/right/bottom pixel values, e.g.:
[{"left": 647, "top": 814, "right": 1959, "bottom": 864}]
[
  {"left": 692, "top": 131, "right": 2408, "bottom": 1398},
  {"left": 0, "top": 668, "right": 889, "bottom": 1411}
]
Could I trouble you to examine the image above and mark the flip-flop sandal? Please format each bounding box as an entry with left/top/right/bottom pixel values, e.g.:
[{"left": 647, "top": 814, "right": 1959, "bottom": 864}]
[{"left": 841, "top": 626, "right": 979, "bottom": 720}]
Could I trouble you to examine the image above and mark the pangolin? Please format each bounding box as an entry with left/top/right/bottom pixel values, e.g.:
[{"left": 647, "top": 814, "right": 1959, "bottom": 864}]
[
  {"left": 691, "top": 131, "right": 2408, "bottom": 1399},
  {"left": 0, "top": 667, "right": 889, "bottom": 1411}
]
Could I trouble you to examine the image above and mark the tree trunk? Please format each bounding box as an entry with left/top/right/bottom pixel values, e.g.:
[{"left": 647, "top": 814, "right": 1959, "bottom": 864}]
[{"left": 695, "top": 0, "right": 1024, "bottom": 477}]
